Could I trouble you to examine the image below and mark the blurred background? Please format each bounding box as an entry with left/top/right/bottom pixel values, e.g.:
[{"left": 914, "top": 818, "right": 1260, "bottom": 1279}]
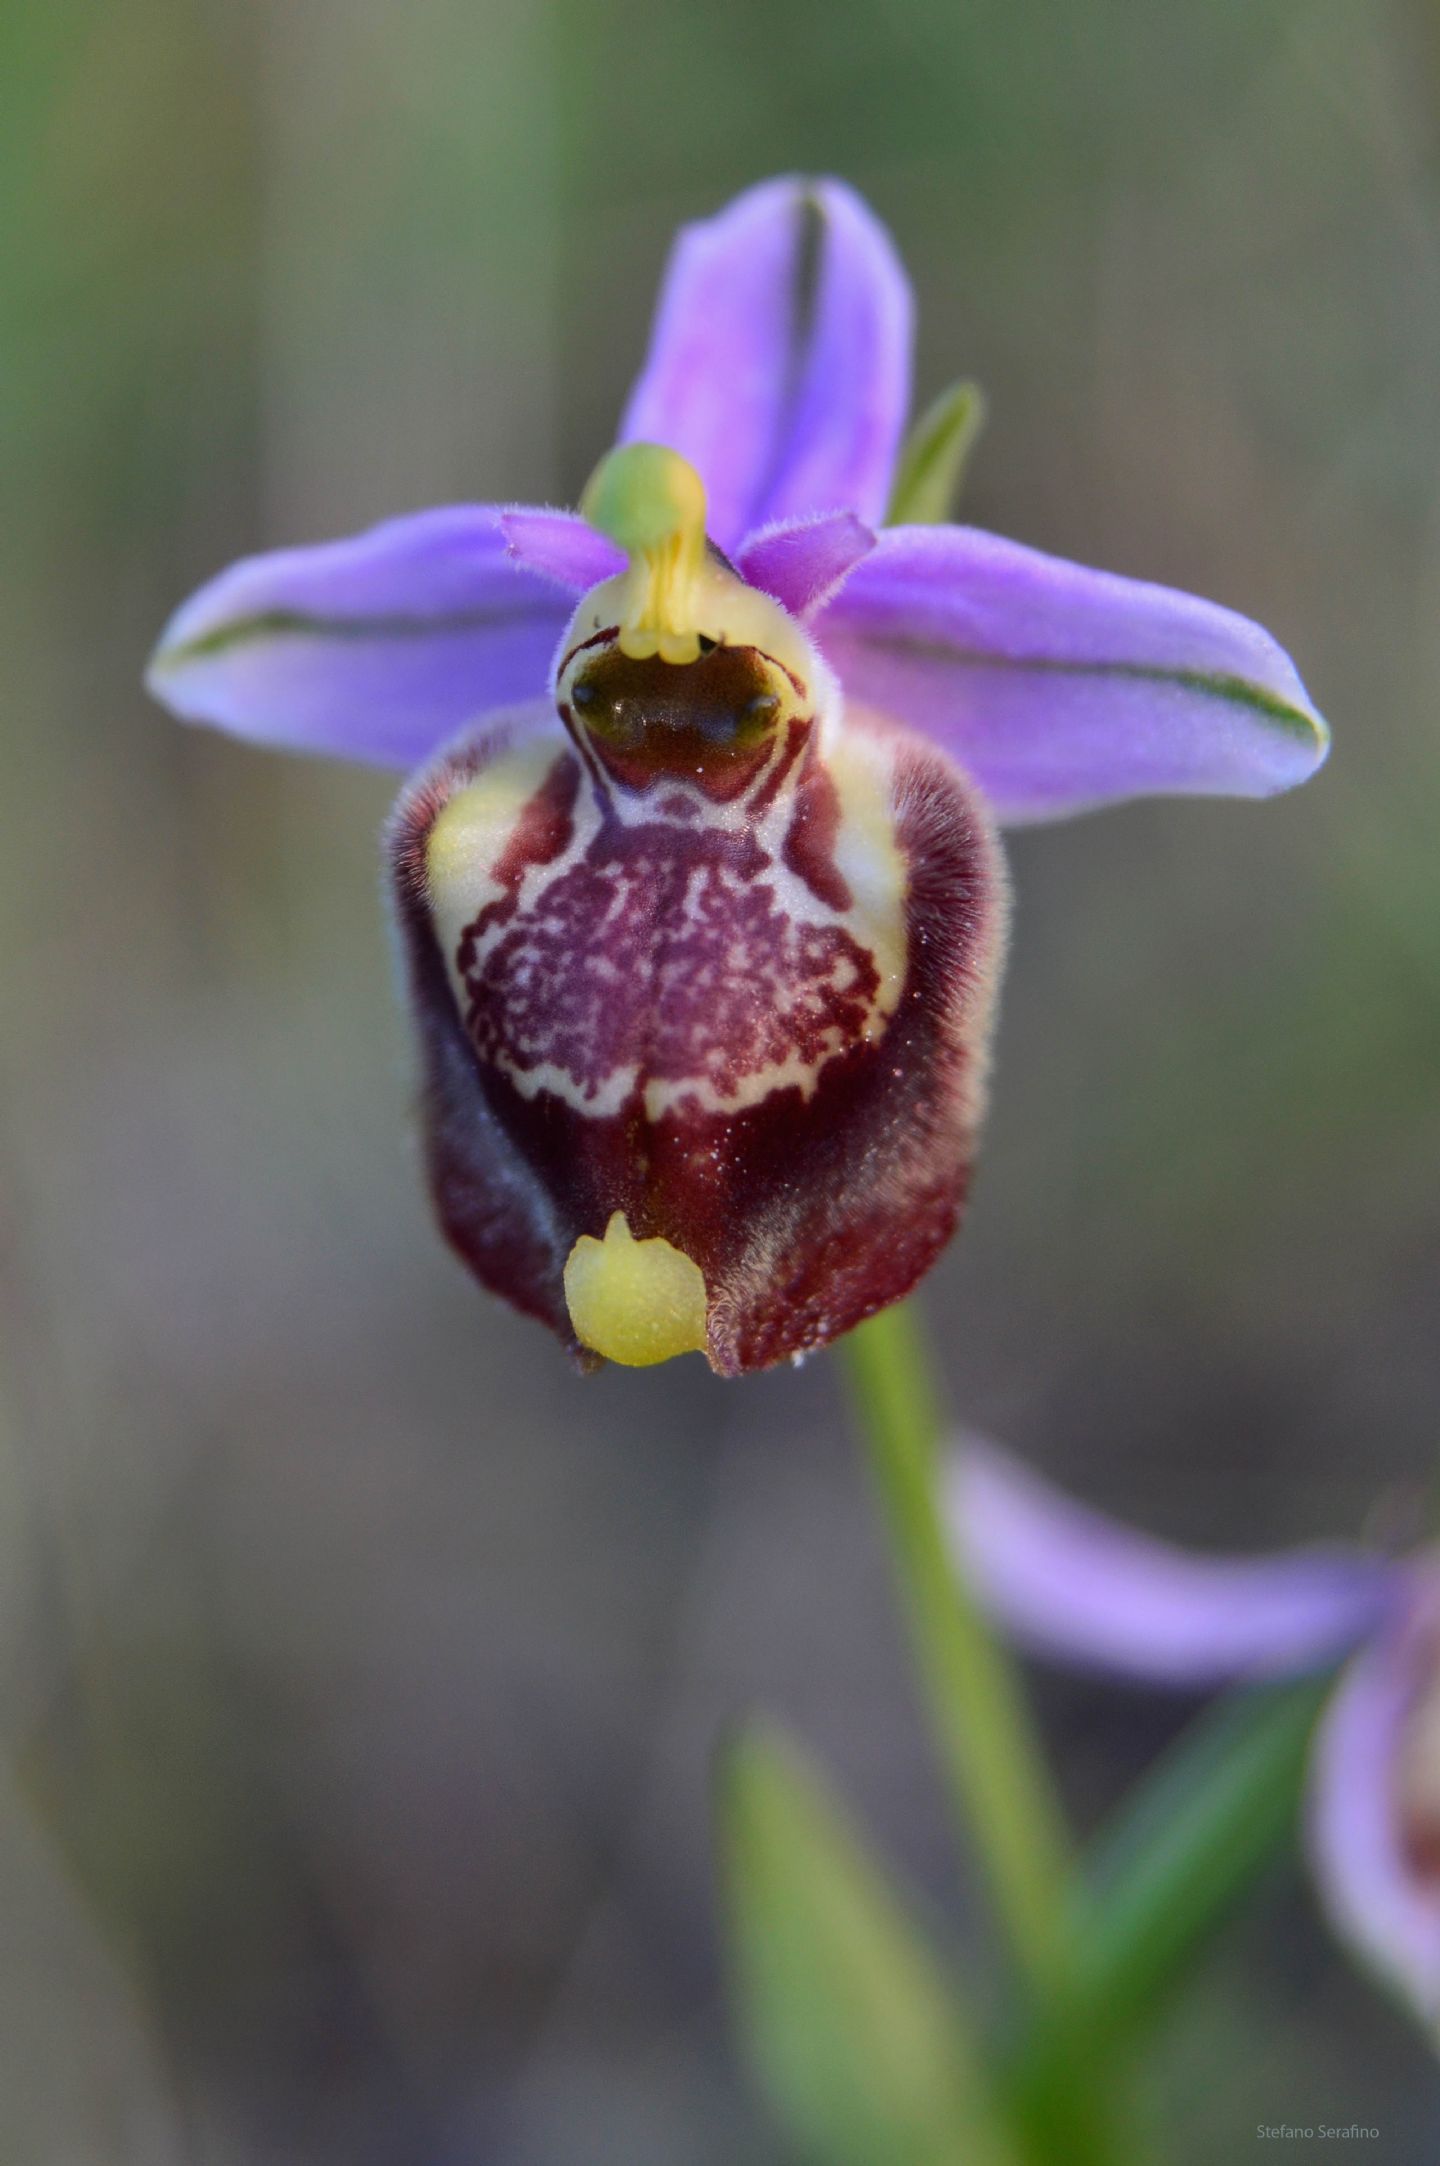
[{"left": 4, "top": 0, "right": 1440, "bottom": 2157}]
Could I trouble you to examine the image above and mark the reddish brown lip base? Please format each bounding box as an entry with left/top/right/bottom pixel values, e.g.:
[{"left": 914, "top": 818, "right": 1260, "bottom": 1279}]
[{"left": 390, "top": 694, "right": 1005, "bottom": 1373}]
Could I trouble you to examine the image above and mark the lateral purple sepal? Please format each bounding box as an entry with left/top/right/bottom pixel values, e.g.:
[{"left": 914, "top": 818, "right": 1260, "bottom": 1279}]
[
  {"left": 818, "top": 525, "right": 1329, "bottom": 822},
  {"left": 146, "top": 507, "right": 570, "bottom": 767},
  {"left": 947, "top": 1442, "right": 1396, "bottom": 1685},
  {"left": 620, "top": 177, "right": 912, "bottom": 552}
]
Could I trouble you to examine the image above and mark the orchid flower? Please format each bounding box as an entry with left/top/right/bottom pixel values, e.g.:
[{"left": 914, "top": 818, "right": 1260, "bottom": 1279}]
[
  {"left": 147, "top": 177, "right": 1328, "bottom": 1375},
  {"left": 947, "top": 1441, "right": 1440, "bottom": 2032}
]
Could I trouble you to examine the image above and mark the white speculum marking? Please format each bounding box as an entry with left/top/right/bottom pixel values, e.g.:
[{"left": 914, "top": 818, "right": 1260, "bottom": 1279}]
[{"left": 426, "top": 713, "right": 909, "bottom": 1122}]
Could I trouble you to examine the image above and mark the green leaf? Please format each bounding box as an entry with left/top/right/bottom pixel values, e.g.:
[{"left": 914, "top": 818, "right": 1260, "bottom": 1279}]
[
  {"left": 1067, "top": 1677, "right": 1329, "bottom": 2044},
  {"left": 1004, "top": 1681, "right": 1328, "bottom": 2156},
  {"left": 717, "top": 1721, "right": 1015, "bottom": 2166},
  {"left": 886, "top": 382, "right": 987, "bottom": 525}
]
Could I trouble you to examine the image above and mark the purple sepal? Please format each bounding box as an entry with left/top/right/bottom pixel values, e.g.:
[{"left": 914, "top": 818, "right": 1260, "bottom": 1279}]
[
  {"left": 147, "top": 507, "right": 570, "bottom": 768},
  {"left": 738, "top": 513, "right": 876, "bottom": 620},
  {"left": 818, "top": 525, "right": 1329, "bottom": 823},
  {"left": 947, "top": 1442, "right": 1397, "bottom": 1686},
  {"left": 620, "top": 177, "right": 912, "bottom": 552}
]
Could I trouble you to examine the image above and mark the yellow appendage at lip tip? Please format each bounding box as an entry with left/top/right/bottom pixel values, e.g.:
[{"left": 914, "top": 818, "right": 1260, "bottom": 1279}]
[
  {"left": 580, "top": 443, "right": 709, "bottom": 666},
  {"left": 563, "top": 1211, "right": 709, "bottom": 1367}
]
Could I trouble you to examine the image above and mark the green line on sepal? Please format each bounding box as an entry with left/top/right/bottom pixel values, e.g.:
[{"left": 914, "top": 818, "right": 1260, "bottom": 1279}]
[
  {"left": 151, "top": 601, "right": 561, "bottom": 669},
  {"left": 849, "top": 632, "right": 1328, "bottom": 750}
]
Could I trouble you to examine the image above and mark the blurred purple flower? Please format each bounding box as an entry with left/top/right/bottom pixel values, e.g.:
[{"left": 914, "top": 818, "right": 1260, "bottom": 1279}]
[
  {"left": 947, "top": 1443, "right": 1440, "bottom": 2028},
  {"left": 147, "top": 177, "right": 1328, "bottom": 1373}
]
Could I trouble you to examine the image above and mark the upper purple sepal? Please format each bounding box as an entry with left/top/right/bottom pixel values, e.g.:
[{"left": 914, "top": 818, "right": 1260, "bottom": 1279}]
[{"left": 620, "top": 177, "right": 912, "bottom": 554}]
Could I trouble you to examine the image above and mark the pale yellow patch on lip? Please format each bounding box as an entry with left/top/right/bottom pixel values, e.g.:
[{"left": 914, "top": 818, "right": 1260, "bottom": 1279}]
[
  {"left": 826, "top": 729, "right": 908, "bottom": 1006},
  {"left": 425, "top": 734, "right": 561, "bottom": 898},
  {"left": 563, "top": 1211, "right": 708, "bottom": 1367}
]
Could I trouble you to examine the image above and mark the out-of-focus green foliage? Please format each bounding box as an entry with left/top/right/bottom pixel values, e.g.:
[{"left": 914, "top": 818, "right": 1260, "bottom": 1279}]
[
  {"left": 719, "top": 1722, "right": 1013, "bottom": 2166},
  {"left": 888, "top": 382, "right": 988, "bottom": 524},
  {"left": 1074, "top": 1678, "right": 1332, "bottom": 2041}
]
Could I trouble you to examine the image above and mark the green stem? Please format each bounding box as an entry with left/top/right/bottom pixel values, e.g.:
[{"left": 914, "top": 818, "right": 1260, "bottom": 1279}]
[{"left": 841, "top": 1302, "right": 1074, "bottom": 2000}]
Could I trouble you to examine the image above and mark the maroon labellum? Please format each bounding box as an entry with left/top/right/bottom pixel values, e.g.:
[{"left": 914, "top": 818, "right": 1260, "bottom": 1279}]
[{"left": 388, "top": 449, "right": 1006, "bottom": 1371}]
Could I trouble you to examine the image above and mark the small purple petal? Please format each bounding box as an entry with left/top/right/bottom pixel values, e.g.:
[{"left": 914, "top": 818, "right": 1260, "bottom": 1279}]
[
  {"left": 818, "top": 526, "right": 1329, "bottom": 823},
  {"left": 1310, "top": 1584, "right": 1440, "bottom": 2024},
  {"left": 501, "top": 507, "right": 624, "bottom": 595},
  {"left": 147, "top": 507, "right": 570, "bottom": 767},
  {"left": 738, "top": 513, "right": 876, "bottom": 621},
  {"left": 947, "top": 1442, "right": 1396, "bottom": 1686},
  {"left": 620, "top": 177, "right": 912, "bottom": 553}
]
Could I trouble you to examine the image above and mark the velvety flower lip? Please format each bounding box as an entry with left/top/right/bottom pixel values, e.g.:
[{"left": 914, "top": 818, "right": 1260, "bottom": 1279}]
[{"left": 945, "top": 1442, "right": 1440, "bottom": 2029}]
